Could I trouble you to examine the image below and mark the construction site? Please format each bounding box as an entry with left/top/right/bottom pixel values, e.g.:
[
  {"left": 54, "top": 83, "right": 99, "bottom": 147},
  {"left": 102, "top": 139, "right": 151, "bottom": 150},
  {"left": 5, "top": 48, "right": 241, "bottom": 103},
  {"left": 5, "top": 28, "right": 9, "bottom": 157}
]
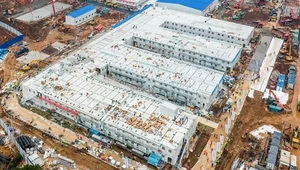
[{"left": 0, "top": 0, "right": 300, "bottom": 170}]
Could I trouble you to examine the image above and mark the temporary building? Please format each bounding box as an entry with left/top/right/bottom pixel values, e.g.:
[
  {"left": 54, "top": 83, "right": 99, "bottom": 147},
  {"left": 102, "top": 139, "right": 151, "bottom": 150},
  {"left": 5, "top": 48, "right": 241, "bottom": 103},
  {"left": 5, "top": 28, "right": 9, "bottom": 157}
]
[{"left": 65, "top": 5, "right": 96, "bottom": 26}]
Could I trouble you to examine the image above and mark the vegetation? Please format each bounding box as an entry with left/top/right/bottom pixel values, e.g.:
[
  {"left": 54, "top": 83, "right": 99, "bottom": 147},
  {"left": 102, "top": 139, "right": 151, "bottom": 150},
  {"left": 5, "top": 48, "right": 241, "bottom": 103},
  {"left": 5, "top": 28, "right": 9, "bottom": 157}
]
[{"left": 12, "top": 165, "right": 42, "bottom": 170}]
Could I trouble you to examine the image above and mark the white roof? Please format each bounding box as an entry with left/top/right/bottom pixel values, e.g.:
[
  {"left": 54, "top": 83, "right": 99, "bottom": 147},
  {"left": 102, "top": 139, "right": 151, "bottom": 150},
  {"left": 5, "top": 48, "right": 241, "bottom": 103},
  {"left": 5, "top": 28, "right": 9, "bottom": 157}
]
[
  {"left": 133, "top": 27, "right": 241, "bottom": 62},
  {"left": 78, "top": 44, "right": 223, "bottom": 96},
  {"left": 22, "top": 55, "right": 197, "bottom": 149},
  {"left": 280, "top": 150, "right": 290, "bottom": 165}
]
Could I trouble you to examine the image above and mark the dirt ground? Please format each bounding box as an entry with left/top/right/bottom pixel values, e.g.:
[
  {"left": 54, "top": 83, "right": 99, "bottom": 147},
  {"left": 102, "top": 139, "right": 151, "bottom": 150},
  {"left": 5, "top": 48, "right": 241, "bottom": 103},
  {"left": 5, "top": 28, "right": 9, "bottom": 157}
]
[
  {"left": 222, "top": 7, "right": 269, "bottom": 24},
  {"left": 216, "top": 89, "right": 300, "bottom": 169},
  {"left": 4, "top": 117, "right": 117, "bottom": 170},
  {"left": 0, "top": 27, "right": 16, "bottom": 44}
]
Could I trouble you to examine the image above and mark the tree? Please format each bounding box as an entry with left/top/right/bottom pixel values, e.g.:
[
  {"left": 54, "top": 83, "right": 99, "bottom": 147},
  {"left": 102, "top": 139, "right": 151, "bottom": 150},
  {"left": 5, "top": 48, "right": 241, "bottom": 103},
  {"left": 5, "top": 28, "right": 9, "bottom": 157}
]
[{"left": 12, "top": 165, "right": 42, "bottom": 170}]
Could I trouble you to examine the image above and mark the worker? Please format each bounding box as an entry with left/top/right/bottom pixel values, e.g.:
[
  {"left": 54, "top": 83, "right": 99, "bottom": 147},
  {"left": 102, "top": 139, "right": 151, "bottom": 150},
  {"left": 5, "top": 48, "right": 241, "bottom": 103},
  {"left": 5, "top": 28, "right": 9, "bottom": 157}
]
[{"left": 258, "top": 120, "right": 261, "bottom": 124}]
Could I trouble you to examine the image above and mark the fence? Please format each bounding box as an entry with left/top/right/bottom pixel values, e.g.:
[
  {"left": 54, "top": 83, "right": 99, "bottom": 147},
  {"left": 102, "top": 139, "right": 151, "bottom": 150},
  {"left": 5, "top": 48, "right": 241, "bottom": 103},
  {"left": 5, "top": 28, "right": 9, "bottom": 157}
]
[
  {"left": 0, "top": 21, "right": 23, "bottom": 49},
  {"left": 0, "top": 118, "right": 32, "bottom": 165}
]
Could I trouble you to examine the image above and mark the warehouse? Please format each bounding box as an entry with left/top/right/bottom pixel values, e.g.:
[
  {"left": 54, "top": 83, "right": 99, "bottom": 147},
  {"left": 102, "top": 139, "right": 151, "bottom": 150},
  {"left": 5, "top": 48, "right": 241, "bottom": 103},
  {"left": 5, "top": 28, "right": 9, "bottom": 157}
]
[
  {"left": 156, "top": 0, "right": 217, "bottom": 16},
  {"left": 20, "top": 55, "right": 198, "bottom": 166},
  {"left": 65, "top": 5, "right": 96, "bottom": 26}
]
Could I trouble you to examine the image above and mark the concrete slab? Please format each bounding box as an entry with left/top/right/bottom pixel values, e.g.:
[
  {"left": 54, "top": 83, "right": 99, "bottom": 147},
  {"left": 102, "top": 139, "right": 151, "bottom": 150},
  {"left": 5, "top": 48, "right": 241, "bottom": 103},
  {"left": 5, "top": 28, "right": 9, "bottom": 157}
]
[
  {"left": 16, "top": 2, "right": 71, "bottom": 23},
  {"left": 17, "top": 51, "right": 50, "bottom": 64}
]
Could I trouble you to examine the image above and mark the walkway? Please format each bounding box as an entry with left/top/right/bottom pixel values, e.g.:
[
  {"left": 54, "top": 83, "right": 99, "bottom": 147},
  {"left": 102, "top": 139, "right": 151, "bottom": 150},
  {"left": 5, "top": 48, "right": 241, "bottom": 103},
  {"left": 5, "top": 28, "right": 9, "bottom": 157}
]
[
  {"left": 197, "top": 117, "right": 218, "bottom": 129},
  {"left": 250, "top": 37, "right": 283, "bottom": 92},
  {"left": 192, "top": 80, "right": 250, "bottom": 170}
]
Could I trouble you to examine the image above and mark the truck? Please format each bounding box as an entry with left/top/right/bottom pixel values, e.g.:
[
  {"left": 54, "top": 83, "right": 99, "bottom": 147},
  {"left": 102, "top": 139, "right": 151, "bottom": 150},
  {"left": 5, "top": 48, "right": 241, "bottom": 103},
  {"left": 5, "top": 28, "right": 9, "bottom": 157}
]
[
  {"left": 290, "top": 155, "right": 298, "bottom": 170},
  {"left": 287, "top": 66, "right": 296, "bottom": 89},
  {"left": 279, "top": 19, "right": 296, "bottom": 26},
  {"left": 272, "top": 28, "right": 289, "bottom": 41},
  {"left": 249, "top": 21, "right": 264, "bottom": 28},
  {"left": 292, "top": 29, "right": 299, "bottom": 49},
  {"left": 15, "top": 47, "right": 29, "bottom": 58},
  {"left": 298, "top": 95, "right": 300, "bottom": 111}
]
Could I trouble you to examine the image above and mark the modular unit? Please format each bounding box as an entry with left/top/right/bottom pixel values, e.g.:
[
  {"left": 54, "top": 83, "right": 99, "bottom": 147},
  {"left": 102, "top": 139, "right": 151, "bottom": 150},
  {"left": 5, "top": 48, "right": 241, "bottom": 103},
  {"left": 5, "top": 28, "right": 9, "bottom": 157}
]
[{"left": 65, "top": 5, "right": 96, "bottom": 26}]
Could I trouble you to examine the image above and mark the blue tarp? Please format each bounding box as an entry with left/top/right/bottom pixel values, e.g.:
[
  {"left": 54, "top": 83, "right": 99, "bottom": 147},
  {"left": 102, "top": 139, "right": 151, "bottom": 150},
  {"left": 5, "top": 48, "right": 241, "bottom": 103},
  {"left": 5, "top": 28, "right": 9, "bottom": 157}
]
[
  {"left": 0, "top": 35, "right": 23, "bottom": 49},
  {"left": 157, "top": 0, "right": 214, "bottom": 11},
  {"left": 112, "top": 4, "right": 153, "bottom": 29},
  {"left": 147, "top": 152, "right": 161, "bottom": 167},
  {"left": 67, "top": 5, "right": 96, "bottom": 18}
]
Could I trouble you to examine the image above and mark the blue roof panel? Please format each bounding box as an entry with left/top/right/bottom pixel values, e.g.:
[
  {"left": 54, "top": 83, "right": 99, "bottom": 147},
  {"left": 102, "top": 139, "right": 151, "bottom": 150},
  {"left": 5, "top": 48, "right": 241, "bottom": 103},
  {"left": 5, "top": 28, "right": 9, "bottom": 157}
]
[
  {"left": 67, "top": 5, "right": 96, "bottom": 18},
  {"left": 157, "top": 0, "right": 214, "bottom": 11}
]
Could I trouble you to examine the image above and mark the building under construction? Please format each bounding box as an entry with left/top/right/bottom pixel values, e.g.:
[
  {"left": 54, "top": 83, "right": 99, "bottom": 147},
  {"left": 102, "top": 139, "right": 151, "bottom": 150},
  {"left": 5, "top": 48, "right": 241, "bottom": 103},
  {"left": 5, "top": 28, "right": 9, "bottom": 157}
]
[{"left": 21, "top": 54, "right": 197, "bottom": 166}]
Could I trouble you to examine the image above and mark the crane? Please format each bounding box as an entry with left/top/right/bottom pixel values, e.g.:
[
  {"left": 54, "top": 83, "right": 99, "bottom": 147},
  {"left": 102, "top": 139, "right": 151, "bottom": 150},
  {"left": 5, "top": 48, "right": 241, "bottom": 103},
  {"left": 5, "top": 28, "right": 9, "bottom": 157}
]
[
  {"left": 290, "top": 8, "right": 297, "bottom": 20},
  {"left": 25, "top": 0, "right": 32, "bottom": 13},
  {"left": 269, "top": 89, "right": 278, "bottom": 102},
  {"left": 50, "top": 0, "right": 56, "bottom": 17},
  {"left": 234, "top": 0, "right": 244, "bottom": 8}
]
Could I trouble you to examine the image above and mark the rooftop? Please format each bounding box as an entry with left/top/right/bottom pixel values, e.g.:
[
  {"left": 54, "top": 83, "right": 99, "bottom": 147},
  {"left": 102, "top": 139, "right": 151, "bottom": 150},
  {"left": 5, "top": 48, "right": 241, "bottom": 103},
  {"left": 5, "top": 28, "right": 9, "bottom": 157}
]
[
  {"left": 156, "top": 0, "right": 214, "bottom": 11},
  {"left": 78, "top": 43, "right": 224, "bottom": 96},
  {"left": 67, "top": 5, "right": 96, "bottom": 18},
  {"left": 133, "top": 29, "right": 241, "bottom": 62},
  {"left": 22, "top": 55, "right": 197, "bottom": 149}
]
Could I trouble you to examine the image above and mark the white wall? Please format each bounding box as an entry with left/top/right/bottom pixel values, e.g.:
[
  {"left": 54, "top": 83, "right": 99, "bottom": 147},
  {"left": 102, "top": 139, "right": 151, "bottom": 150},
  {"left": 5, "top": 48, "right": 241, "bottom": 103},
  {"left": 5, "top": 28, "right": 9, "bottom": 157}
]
[
  {"left": 156, "top": 2, "right": 203, "bottom": 16},
  {"left": 112, "top": 0, "right": 148, "bottom": 7},
  {"left": 65, "top": 8, "right": 96, "bottom": 26},
  {"left": 132, "top": 36, "right": 242, "bottom": 72},
  {"left": 108, "top": 66, "right": 215, "bottom": 109}
]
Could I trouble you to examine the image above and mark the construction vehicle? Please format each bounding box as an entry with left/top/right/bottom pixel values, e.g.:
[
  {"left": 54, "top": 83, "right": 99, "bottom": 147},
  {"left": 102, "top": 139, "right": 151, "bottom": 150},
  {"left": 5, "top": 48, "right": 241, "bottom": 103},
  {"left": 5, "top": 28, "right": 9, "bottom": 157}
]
[
  {"left": 286, "top": 41, "right": 293, "bottom": 61},
  {"left": 88, "top": 20, "right": 95, "bottom": 25},
  {"left": 98, "top": 7, "right": 109, "bottom": 16},
  {"left": 279, "top": 19, "right": 295, "bottom": 26},
  {"left": 112, "top": 2, "right": 117, "bottom": 8},
  {"left": 15, "top": 47, "right": 29, "bottom": 58},
  {"left": 233, "top": 12, "right": 246, "bottom": 20},
  {"left": 249, "top": 21, "right": 264, "bottom": 28},
  {"left": 298, "top": 95, "right": 300, "bottom": 111},
  {"left": 292, "top": 29, "right": 299, "bottom": 49},
  {"left": 267, "top": 89, "right": 283, "bottom": 113},
  {"left": 233, "top": 0, "right": 244, "bottom": 8},
  {"left": 290, "top": 8, "right": 297, "bottom": 20},
  {"left": 206, "top": 13, "right": 216, "bottom": 18},
  {"left": 291, "top": 127, "right": 299, "bottom": 149},
  {"left": 22, "top": 60, "right": 40, "bottom": 71},
  {"left": 3, "top": 8, "right": 15, "bottom": 16},
  {"left": 271, "top": 28, "right": 289, "bottom": 41},
  {"left": 269, "top": 15, "right": 277, "bottom": 22}
]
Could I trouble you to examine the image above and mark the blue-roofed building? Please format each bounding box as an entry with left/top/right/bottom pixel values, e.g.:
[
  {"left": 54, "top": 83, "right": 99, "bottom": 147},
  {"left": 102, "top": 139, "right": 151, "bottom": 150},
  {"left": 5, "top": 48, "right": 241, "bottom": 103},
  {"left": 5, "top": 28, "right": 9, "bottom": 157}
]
[
  {"left": 156, "top": 0, "right": 217, "bottom": 15},
  {"left": 65, "top": 5, "right": 96, "bottom": 26}
]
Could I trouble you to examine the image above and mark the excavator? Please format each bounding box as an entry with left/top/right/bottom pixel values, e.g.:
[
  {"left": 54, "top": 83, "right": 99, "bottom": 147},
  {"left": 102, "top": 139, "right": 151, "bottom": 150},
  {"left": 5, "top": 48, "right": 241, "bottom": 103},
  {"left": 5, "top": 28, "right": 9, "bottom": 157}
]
[
  {"left": 22, "top": 60, "right": 44, "bottom": 71},
  {"left": 286, "top": 40, "right": 293, "bottom": 61},
  {"left": 267, "top": 89, "right": 283, "bottom": 113},
  {"left": 233, "top": 0, "right": 244, "bottom": 8},
  {"left": 291, "top": 127, "right": 299, "bottom": 149}
]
